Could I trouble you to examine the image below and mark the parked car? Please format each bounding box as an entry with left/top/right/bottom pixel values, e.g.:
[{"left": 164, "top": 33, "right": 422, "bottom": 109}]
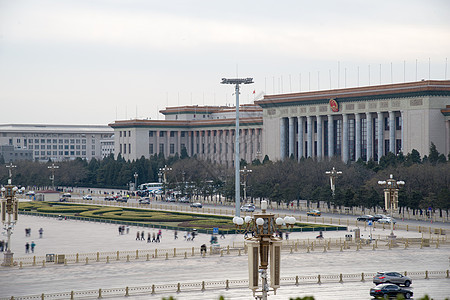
[
  {"left": 82, "top": 195, "right": 93, "bottom": 200},
  {"left": 357, "top": 214, "right": 375, "bottom": 221},
  {"left": 179, "top": 197, "right": 190, "bottom": 203},
  {"left": 240, "top": 204, "right": 256, "bottom": 212},
  {"left": 377, "top": 217, "right": 397, "bottom": 224},
  {"left": 190, "top": 202, "right": 202, "bottom": 208},
  {"left": 373, "top": 214, "right": 388, "bottom": 221},
  {"left": 25, "top": 191, "right": 35, "bottom": 196},
  {"left": 116, "top": 197, "right": 128, "bottom": 203},
  {"left": 373, "top": 272, "right": 412, "bottom": 286},
  {"left": 59, "top": 193, "right": 71, "bottom": 202},
  {"left": 139, "top": 197, "right": 150, "bottom": 204},
  {"left": 370, "top": 283, "right": 413, "bottom": 299},
  {"left": 167, "top": 196, "right": 176, "bottom": 202},
  {"left": 104, "top": 196, "right": 115, "bottom": 201},
  {"left": 306, "top": 209, "right": 321, "bottom": 216}
]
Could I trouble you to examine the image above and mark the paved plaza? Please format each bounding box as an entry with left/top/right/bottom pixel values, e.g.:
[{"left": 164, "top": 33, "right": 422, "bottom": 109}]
[{"left": 1, "top": 214, "right": 449, "bottom": 299}]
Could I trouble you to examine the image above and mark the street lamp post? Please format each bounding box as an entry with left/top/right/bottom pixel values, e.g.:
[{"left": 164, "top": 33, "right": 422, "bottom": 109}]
[
  {"left": 325, "top": 167, "right": 342, "bottom": 197},
  {"left": 159, "top": 165, "right": 172, "bottom": 201},
  {"left": 48, "top": 163, "right": 59, "bottom": 191},
  {"left": 133, "top": 172, "right": 138, "bottom": 192},
  {"left": 378, "top": 174, "right": 405, "bottom": 246},
  {"left": 6, "top": 163, "right": 16, "bottom": 181},
  {"left": 1, "top": 180, "right": 23, "bottom": 266},
  {"left": 233, "top": 200, "right": 296, "bottom": 299},
  {"left": 240, "top": 166, "right": 253, "bottom": 204},
  {"left": 221, "top": 77, "right": 254, "bottom": 217}
]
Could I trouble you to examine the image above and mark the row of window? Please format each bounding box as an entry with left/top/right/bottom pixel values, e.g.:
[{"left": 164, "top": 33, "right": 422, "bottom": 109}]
[
  {"left": 148, "top": 141, "right": 260, "bottom": 156},
  {"left": 34, "top": 151, "right": 93, "bottom": 156},
  {"left": 148, "top": 130, "right": 260, "bottom": 138},
  {"left": 119, "top": 144, "right": 131, "bottom": 154},
  {"left": 27, "top": 145, "right": 90, "bottom": 150},
  {"left": 297, "top": 117, "right": 402, "bottom": 134},
  {"left": 15, "top": 138, "right": 90, "bottom": 144},
  {"left": 119, "top": 131, "right": 132, "bottom": 138}
]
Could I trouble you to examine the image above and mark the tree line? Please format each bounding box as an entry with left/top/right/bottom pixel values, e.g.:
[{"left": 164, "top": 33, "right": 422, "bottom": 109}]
[{"left": 1, "top": 144, "right": 448, "bottom": 215}]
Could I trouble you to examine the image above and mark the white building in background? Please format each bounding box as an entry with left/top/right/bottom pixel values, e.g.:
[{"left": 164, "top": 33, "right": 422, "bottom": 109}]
[
  {"left": 109, "top": 104, "right": 263, "bottom": 166},
  {"left": 255, "top": 80, "right": 450, "bottom": 162},
  {"left": 101, "top": 137, "right": 115, "bottom": 159},
  {"left": 0, "top": 124, "right": 114, "bottom": 162}
]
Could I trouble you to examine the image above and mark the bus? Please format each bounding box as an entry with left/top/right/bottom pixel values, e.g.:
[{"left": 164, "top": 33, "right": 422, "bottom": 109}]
[{"left": 138, "top": 182, "right": 163, "bottom": 193}]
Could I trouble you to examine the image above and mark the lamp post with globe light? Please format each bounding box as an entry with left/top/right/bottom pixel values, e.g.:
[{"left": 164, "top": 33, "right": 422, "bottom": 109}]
[
  {"left": 1, "top": 180, "right": 24, "bottom": 266},
  {"left": 159, "top": 165, "right": 172, "bottom": 201},
  {"left": 233, "top": 200, "right": 296, "bottom": 299},
  {"left": 377, "top": 174, "right": 405, "bottom": 246},
  {"left": 240, "top": 166, "right": 253, "bottom": 204}
]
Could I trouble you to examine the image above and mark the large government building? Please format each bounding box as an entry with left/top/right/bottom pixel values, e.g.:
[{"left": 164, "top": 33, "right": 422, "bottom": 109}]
[
  {"left": 0, "top": 124, "right": 114, "bottom": 162},
  {"left": 256, "top": 80, "right": 450, "bottom": 162},
  {"left": 109, "top": 104, "right": 263, "bottom": 166}
]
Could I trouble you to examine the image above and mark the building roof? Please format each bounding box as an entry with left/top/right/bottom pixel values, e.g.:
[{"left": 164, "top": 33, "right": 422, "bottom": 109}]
[
  {"left": 109, "top": 117, "right": 263, "bottom": 129},
  {"left": 160, "top": 104, "right": 262, "bottom": 115},
  {"left": 0, "top": 124, "right": 113, "bottom": 133},
  {"left": 256, "top": 80, "right": 450, "bottom": 108}
]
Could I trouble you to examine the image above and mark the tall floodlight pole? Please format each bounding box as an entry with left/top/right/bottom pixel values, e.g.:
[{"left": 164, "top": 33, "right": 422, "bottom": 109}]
[
  {"left": 221, "top": 77, "right": 254, "bottom": 216},
  {"left": 48, "top": 163, "right": 59, "bottom": 191},
  {"left": 6, "top": 163, "right": 16, "bottom": 182},
  {"left": 378, "top": 174, "right": 405, "bottom": 246}
]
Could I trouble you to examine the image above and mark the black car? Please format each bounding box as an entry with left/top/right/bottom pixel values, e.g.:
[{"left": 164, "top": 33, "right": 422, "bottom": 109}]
[
  {"left": 370, "top": 283, "right": 413, "bottom": 299},
  {"left": 357, "top": 215, "right": 375, "bottom": 221}
]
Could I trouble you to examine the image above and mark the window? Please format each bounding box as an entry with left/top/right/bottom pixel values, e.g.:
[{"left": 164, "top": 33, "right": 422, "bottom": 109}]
[
  {"left": 82, "top": 151, "right": 86, "bottom": 156},
  {"left": 53, "top": 145, "right": 57, "bottom": 149},
  {"left": 128, "top": 131, "right": 131, "bottom": 137},
  {"left": 149, "top": 144, "right": 154, "bottom": 154},
  {"left": 41, "top": 145, "right": 45, "bottom": 149},
  {"left": 64, "top": 151, "right": 69, "bottom": 155},
  {"left": 181, "top": 132, "right": 185, "bottom": 137},
  {"left": 149, "top": 131, "right": 154, "bottom": 137},
  {"left": 76, "top": 145, "right": 80, "bottom": 149},
  {"left": 128, "top": 144, "right": 131, "bottom": 153},
  {"left": 29, "top": 139, "right": 33, "bottom": 143},
  {"left": 170, "top": 144, "right": 175, "bottom": 154},
  {"left": 41, "top": 151, "right": 45, "bottom": 155},
  {"left": 35, "top": 151, "right": 39, "bottom": 156},
  {"left": 159, "top": 143, "right": 164, "bottom": 153},
  {"left": 41, "top": 139, "right": 45, "bottom": 143},
  {"left": 64, "top": 139, "right": 69, "bottom": 143},
  {"left": 47, "top": 145, "right": 51, "bottom": 149},
  {"left": 59, "top": 145, "right": 63, "bottom": 149},
  {"left": 91, "top": 151, "right": 95, "bottom": 155},
  {"left": 120, "top": 144, "right": 122, "bottom": 153},
  {"left": 396, "top": 116, "right": 402, "bottom": 130},
  {"left": 70, "top": 151, "right": 75, "bottom": 155},
  {"left": 47, "top": 139, "right": 51, "bottom": 143},
  {"left": 124, "top": 131, "right": 126, "bottom": 137},
  {"left": 59, "top": 151, "right": 63, "bottom": 155},
  {"left": 70, "top": 145, "right": 74, "bottom": 150},
  {"left": 159, "top": 131, "right": 165, "bottom": 137},
  {"left": 53, "top": 139, "right": 57, "bottom": 143},
  {"left": 120, "top": 131, "right": 122, "bottom": 137},
  {"left": 29, "top": 145, "right": 33, "bottom": 149},
  {"left": 124, "top": 144, "right": 126, "bottom": 154},
  {"left": 181, "top": 143, "right": 185, "bottom": 150},
  {"left": 384, "top": 117, "right": 389, "bottom": 131},
  {"left": 64, "top": 145, "right": 69, "bottom": 149},
  {"left": 170, "top": 131, "right": 175, "bottom": 137},
  {"left": 35, "top": 139, "right": 39, "bottom": 143},
  {"left": 76, "top": 151, "right": 80, "bottom": 156},
  {"left": 76, "top": 139, "right": 80, "bottom": 144},
  {"left": 59, "top": 139, "right": 63, "bottom": 143},
  {"left": 82, "top": 145, "right": 86, "bottom": 149},
  {"left": 82, "top": 139, "right": 86, "bottom": 144}
]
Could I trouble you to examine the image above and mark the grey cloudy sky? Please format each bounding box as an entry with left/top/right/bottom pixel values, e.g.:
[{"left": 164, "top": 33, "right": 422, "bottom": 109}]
[{"left": 1, "top": 0, "right": 449, "bottom": 125}]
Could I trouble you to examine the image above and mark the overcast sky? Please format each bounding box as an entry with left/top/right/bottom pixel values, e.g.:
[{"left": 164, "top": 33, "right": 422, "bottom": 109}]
[{"left": 1, "top": 0, "right": 449, "bottom": 125}]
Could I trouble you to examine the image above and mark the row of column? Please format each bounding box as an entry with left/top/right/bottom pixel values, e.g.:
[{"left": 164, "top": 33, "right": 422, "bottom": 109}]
[
  {"left": 152, "top": 129, "right": 261, "bottom": 164},
  {"left": 281, "top": 111, "right": 402, "bottom": 162}
]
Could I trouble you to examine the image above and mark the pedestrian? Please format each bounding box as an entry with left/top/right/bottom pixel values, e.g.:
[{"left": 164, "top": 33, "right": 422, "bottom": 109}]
[
  {"left": 200, "top": 244, "right": 207, "bottom": 255},
  {"left": 285, "top": 232, "right": 289, "bottom": 240},
  {"left": 136, "top": 231, "right": 140, "bottom": 240},
  {"left": 158, "top": 229, "right": 162, "bottom": 239},
  {"left": 147, "top": 233, "right": 151, "bottom": 243},
  {"left": 0, "top": 240, "right": 4, "bottom": 252},
  {"left": 156, "top": 232, "right": 160, "bottom": 243},
  {"left": 30, "top": 241, "right": 36, "bottom": 253},
  {"left": 174, "top": 230, "right": 178, "bottom": 240},
  {"left": 141, "top": 231, "right": 145, "bottom": 241},
  {"left": 126, "top": 226, "right": 130, "bottom": 234},
  {"left": 39, "top": 228, "right": 43, "bottom": 238},
  {"left": 118, "top": 226, "right": 122, "bottom": 235},
  {"left": 25, "top": 242, "right": 30, "bottom": 253},
  {"left": 152, "top": 232, "right": 156, "bottom": 242},
  {"left": 220, "top": 231, "right": 225, "bottom": 239}
]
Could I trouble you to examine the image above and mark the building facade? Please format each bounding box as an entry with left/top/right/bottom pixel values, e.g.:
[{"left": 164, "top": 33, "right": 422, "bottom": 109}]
[
  {"left": 0, "top": 145, "right": 33, "bottom": 163},
  {"left": 256, "top": 80, "right": 450, "bottom": 162},
  {"left": 109, "top": 105, "right": 263, "bottom": 166},
  {"left": 0, "top": 124, "right": 114, "bottom": 162}
]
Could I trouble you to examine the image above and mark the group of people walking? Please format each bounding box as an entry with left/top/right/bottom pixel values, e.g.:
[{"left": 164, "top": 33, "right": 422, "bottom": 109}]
[
  {"left": 25, "top": 241, "right": 36, "bottom": 253},
  {"left": 136, "top": 229, "right": 162, "bottom": 243},
  {"left": 24, "top": 227, "right": 43, "bottom": 253}
]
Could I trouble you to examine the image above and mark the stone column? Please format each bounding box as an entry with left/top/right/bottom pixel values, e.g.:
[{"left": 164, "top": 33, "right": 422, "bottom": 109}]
[
  {"left": 316, "top": 115, "right": 323, "bottom": 159},
  {"left": 307, "top": 116, "right": 313, "bottom": 157},
  {"left": 280, "top": 118, "right": 286, "bottom": 160},
  {"left": 177, "top": 131, "right": 182, "bottom": 155},
  {"left": 389, "top": 111, "right": 396, "bottom": 154},
  {"left": 166, "top": 130, "right": 170, "bottom": 157},
  {"left": 355, "top": 113, "right": 361, "bottom": 161},
  {"left": 400, "top": 111, "right": 405, "bottom": 153},
  {"left": 156, "top": 130, "right": 160, "bottom": 155},
  {"left": 377, "top": 112, "right": 384, "bottom": 161},
  {"left": 193, "top": 131, "right": 197, "bottom": 156},
  {"left": 289, "top": 117, "right": 295, "bottom": 158},
  {"left": 342, "top": 114, "right": 349, "bottom": 163},
  {"left": 297, "top": 117, "right": 304, "bottom": 160},
  {"left": 328, "top": 115, "right": 334, "bottom": 158},
  {"left": 366, "top": 112, "right": 373, "bottom": 161}
]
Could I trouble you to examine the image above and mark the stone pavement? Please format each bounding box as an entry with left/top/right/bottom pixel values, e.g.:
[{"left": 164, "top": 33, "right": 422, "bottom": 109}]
[{"left": 1, "top": 215, "right": 449, "bottom": 300}]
